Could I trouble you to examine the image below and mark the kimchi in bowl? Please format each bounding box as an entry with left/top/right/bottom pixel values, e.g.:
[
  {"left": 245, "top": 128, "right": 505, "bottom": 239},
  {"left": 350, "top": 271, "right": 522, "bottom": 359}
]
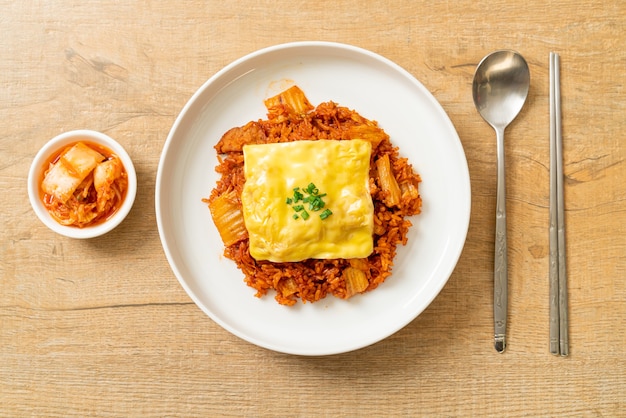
[{"left": 28, "top": 130, "right": 137, "bottom": 239}]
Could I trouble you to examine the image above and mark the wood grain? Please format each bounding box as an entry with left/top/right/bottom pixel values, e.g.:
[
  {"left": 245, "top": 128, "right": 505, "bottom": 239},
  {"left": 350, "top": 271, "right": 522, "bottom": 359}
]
[{"left": 1, "top": 0, "right": 624, "bottom": 416}]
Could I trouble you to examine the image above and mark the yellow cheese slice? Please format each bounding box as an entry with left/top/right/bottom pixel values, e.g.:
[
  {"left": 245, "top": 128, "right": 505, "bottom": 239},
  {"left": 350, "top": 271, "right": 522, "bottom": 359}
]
[{"left": 242, "top": 139, "right": 374, "bottom": 262}]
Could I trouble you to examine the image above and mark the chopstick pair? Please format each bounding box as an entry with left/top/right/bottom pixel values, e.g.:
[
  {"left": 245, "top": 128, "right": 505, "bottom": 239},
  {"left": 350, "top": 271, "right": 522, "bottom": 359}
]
[{"left": 549, "top": 52, "right": 568, "bottom": 356}]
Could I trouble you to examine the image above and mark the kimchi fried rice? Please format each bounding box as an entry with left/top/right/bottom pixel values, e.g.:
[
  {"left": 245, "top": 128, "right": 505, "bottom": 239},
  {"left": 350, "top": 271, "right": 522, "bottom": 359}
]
[{"left": 204, "top": 86, "right": 422, "bottom": 306}]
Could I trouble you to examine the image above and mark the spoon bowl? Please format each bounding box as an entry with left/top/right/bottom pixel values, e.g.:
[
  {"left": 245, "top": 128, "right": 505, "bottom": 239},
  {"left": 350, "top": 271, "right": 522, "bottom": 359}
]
[
  {"left": 473, "top": 50, "right": 530, "bottom": 129},
  {"left": 472, "top": 50, "right": 530, "bottom": 353}
]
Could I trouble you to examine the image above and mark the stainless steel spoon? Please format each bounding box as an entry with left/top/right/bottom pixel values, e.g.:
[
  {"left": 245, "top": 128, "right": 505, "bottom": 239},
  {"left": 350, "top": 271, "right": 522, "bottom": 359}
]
[{"left": 472, "top": 50, "right": 530, "bottom": 353}]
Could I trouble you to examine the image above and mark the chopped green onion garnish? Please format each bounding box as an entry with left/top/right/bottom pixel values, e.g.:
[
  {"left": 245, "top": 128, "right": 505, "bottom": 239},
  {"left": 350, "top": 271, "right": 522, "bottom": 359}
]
[
  {"left": 309, "top": 197, "right": 324, "bottom": 211},
  {"left": 286, "top": 182, "right": 331, "bottom": 221}
]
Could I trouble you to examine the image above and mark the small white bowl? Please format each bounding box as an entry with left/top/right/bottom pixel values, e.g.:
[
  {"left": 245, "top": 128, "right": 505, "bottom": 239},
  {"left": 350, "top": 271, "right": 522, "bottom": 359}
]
[{"left": 28, "top": 130, "right": 137, "bottom": 239}]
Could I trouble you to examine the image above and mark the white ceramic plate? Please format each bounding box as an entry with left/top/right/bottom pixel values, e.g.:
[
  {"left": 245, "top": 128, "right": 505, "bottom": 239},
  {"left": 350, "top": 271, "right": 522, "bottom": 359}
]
[{"left": 156, "top": 42, "right": 471, "bottom": 355}]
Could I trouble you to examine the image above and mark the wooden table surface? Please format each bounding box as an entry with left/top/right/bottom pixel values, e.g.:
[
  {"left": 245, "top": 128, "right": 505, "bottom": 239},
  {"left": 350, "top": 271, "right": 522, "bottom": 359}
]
[{"left": 1, "top": 1, "right": 624, "bottom": 416}]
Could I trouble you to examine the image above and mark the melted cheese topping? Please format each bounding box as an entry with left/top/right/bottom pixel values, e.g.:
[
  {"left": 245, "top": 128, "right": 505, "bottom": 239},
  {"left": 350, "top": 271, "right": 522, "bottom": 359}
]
[{"left": 242, "top": 140, "right": 374, "bottom": 262}]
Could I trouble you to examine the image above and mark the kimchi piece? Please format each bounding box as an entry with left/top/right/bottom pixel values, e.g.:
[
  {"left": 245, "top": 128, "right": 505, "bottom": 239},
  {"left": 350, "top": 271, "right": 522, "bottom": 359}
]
[{"left": 41, "top": 141, "right": 129, "bottom": 228}]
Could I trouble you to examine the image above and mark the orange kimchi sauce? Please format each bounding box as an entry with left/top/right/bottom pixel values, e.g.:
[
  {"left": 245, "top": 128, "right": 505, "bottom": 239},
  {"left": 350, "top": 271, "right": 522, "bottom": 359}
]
[{"left": 40, "top": 141, "right": 129, "bottom": 228}]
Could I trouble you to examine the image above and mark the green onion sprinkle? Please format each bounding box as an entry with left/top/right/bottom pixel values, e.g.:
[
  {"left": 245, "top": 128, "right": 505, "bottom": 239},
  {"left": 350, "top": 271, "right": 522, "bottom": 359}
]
[{"left": 285, "top": 182, "right": 332, "bottom": 221}]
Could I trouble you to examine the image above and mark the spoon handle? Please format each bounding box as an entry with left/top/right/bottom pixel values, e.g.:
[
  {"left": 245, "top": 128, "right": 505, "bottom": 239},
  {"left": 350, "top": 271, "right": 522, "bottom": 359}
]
[{"left": 494, "top": 126, "right": 508, "bottom": 353}]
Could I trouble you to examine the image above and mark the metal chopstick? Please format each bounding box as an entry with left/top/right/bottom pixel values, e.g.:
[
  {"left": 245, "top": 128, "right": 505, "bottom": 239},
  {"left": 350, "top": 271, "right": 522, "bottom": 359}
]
[
  {"left": 549, "top": 53, "right": 559, "bottom": 355},
  {"left": 555, "top": 53, "right": 569, "bottom": 357},
  {"left": 549, "top": 52, "right": 568, "bottom": 356}
]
